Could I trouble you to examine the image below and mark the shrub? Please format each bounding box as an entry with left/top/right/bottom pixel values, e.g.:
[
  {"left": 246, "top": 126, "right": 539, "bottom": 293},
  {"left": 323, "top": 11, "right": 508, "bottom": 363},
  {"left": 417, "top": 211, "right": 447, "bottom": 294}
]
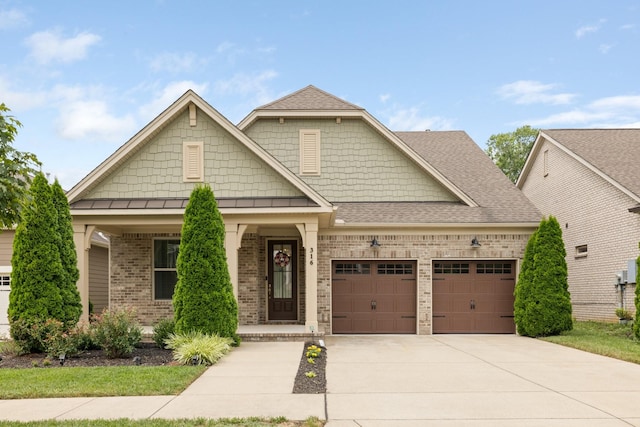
[
  {"left": 90, "top": 308, "right": 142, "bottom": 358},
  {"left": 152, "top": 318, "right": 175, "bottom": 349},
  {"left": 51, "top": 179, "right": 82, "bottom": 328},
  {"left": 514, "top": 216, "right": 572, "bottom": 337},
  {"left": 9, "top": 173, "right": 64, "bottom": 328},
  {"left": 9, "top": 318, "right": 64, "bottom": 354},
  {"left": 635, "top": 247, "right": 640, "bottom": 340},
  {"left": 164, "top": 331, "right": 232, "bottom": 365},
  {"left": 615, "top": 308, "right": 633, "bottom": 321},
  {"left": 173, "top": 185, "right": 239, "bottom": 344}
]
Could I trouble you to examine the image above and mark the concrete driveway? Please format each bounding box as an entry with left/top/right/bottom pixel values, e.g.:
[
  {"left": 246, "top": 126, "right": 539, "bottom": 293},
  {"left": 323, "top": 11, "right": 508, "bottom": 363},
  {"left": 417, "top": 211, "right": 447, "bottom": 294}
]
[{"left": 324, "top": 334, "right": 640, "bottom": 426}]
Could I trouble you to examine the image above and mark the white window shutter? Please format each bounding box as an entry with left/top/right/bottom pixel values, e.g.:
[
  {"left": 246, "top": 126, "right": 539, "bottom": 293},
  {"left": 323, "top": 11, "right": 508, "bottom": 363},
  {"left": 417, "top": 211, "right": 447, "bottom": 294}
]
[
  {"left": 299, "top": 129, "right": 320, "bottom": 175},
  {"left": 183, "top": 141, "right": 204, "bottom": 182}
]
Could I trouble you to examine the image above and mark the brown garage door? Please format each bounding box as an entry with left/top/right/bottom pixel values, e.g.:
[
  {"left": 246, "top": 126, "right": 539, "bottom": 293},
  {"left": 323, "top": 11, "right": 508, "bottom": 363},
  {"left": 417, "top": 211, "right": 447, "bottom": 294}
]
[
  {"left": 332, "top": 261, "right": 416, "bottom": 334},
  {"left": 432, "top": 261, "right": 516, "bottom": 333}
]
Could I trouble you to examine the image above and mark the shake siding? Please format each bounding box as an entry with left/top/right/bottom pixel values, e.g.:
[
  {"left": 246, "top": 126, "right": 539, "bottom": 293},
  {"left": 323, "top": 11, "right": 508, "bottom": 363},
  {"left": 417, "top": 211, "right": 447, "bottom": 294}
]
[
  {"left": 244, "top": 118, "right": 458, "bottom": 202},
  {"left": 0, "top": 231, "right": 14, "bottom": 265},
  {"left": 86, "top": 110, "right": 304, "bottom": 199},
  {"left": 521, "top": 140, "right": 639, "bottom": 320}
]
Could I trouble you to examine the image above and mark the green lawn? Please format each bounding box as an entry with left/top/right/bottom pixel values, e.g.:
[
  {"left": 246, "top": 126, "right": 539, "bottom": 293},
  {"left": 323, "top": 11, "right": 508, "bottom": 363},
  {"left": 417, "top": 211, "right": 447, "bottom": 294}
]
[
  {"left": 540, "top": 320, "right": 640, "bottom": 364},
  {"left": 0, "top": 365, "right": 207, "bottom": 399}
]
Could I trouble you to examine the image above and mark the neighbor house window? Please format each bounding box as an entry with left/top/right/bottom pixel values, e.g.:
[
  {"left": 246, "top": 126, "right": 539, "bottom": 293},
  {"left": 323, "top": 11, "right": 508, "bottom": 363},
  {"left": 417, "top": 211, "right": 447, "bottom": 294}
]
[
  {"left": 575, "top": 244, "right": 588, "bottom": 258},
  {"left": 299, "top": 129, "right": 321, "bottom": 175},
  {"left": 154, "top": 239, "right": 180, "bottom": 300}
]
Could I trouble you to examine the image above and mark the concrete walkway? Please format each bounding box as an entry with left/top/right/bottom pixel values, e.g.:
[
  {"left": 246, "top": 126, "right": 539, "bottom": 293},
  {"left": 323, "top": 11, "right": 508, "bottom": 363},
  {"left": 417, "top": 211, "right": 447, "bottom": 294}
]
[{"left": 1, "top": 335, "right": 640, "bottom": 425}]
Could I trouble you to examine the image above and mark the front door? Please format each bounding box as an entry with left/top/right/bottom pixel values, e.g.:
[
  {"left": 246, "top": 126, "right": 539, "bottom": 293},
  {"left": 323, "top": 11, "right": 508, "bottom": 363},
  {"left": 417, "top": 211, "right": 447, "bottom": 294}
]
[{"left": 268, "top": 240, "right": 298, "bottom": 321}]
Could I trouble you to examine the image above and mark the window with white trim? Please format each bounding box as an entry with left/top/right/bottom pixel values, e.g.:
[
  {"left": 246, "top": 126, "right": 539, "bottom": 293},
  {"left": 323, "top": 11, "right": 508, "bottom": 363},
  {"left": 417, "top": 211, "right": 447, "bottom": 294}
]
[
  {"left": 154, "top": 239, "right": 180, "bottom": 300},
  {"left": 575, "top": 244, "right": 588, "bottom": 258},
  {"left": 183, "top": 141, "right": 204, "bottom": 182},
  {"left": 299, "top": 129, "right": 321, "bottom": 175}
]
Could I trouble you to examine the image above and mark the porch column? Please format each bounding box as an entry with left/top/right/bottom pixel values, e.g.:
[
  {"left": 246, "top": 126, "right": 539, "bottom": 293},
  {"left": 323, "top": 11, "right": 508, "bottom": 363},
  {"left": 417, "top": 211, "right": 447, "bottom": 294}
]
[
  {"left": 72, "top": 224, "right": 93, "bottom": 322},
  {"left": 225, "top": 223, "right": 247, "bottom": 299},
  {"left": 304, "top": 222, "right": 319, "bottom": 333}
]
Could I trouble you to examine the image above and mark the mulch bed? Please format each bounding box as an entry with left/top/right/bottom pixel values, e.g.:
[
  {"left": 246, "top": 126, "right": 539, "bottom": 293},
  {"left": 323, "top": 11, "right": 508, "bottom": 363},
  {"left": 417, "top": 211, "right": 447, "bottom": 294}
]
[
  {"left": 292, "top": 341, "right": 327, "bottom": 394},
  {"left": 0, "top": 342, "right": 175, "bottom": 368}
]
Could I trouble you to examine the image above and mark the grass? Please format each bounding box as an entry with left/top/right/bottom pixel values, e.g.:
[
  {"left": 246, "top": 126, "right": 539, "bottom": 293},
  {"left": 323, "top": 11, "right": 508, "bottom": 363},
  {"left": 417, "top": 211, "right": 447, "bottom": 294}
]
[
  {"left": 0, "top": 365, "right": 207, "bottom": 399},
  {"left": 540, "top": 320, "right": 640, "bottom": 364},
  {"left": 0, "top": 417, "right": 324, "bottom": 426}
]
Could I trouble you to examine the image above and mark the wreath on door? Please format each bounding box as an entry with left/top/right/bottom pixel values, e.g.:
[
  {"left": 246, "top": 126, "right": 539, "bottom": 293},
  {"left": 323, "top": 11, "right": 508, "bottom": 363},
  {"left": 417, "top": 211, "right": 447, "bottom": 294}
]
[{"left": 274, "top": 251, "right": 290, "bottom": 268}]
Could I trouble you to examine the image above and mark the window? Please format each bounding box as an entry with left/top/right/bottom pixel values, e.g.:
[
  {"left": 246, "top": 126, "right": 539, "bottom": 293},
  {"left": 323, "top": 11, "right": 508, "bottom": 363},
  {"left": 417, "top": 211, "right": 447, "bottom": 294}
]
[
  {"left": 477, "top": 263, "right": 512, "bottom": 274},
  {"left": 154, "top": 239, "right": 180, "bottom": 300},
  {"left": 575, "top": 245, "right": 588, "bottom": 258},
  {"left": 183, "top": 141, "right": 204, "bottom": 182},
  {"left": 299, "top": 129, "right": 321, "bottom": 175},
  {"left": 0, "top": 274, "right": 9, "bottom": 287},
  {"left": 335, "top": 263, "right": 371, "bottom": 274},
  {"left": 433, "top": 262, "right": 470, "bottom": 274},
  {"left": 377, "top": 263, "right": 414, "bottom": 275}
]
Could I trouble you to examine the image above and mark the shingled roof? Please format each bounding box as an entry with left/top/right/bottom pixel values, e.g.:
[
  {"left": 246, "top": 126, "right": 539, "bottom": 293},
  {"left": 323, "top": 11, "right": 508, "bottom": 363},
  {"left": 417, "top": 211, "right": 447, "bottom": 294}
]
[
  {"left": 333, "top": 131, "right": 542, "bottom": 225},
  {"left": 540, "top": 129, "right": 640, "bottom": 199},
  {"left": 255, "top": 85, "right": 363, "bottom": 111}
]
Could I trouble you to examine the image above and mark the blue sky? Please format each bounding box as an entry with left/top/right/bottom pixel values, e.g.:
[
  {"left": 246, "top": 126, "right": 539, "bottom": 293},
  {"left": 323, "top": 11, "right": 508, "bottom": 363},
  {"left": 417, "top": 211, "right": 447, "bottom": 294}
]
[{"left": 2, "top": 1, "right": 640, "bottom": 189}]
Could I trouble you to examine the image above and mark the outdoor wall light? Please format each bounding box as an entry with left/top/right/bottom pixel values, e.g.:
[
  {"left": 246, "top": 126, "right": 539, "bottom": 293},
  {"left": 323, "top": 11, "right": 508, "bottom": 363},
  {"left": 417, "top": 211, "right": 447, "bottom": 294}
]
[
  {"left": 471, "top": 237, "right": 481, "bottom": 248},
  {"left": 370, "top": 237, "right": 381, "bottom": 249}
]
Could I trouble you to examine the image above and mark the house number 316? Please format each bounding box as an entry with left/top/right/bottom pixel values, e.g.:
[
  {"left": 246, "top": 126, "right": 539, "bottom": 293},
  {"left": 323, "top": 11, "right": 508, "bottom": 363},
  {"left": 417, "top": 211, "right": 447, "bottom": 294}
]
[{"left": 309, "top": 247, "right": 314, "bottom": 265}]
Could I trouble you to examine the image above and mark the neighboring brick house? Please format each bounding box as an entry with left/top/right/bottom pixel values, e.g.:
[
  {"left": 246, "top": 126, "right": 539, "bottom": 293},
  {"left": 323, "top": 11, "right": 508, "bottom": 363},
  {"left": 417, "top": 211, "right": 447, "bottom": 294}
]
[
  {"left": 67, "top": 86, "right": 541, "bottom": 335},
  {"left": 517, "top": 129, "right": 640, "bottom": 321}
]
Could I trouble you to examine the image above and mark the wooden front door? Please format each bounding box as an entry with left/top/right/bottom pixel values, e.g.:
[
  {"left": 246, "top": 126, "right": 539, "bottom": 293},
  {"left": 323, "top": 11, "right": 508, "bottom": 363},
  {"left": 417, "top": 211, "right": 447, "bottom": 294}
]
[{"left": 268, "top": 240, "right": 298, "bottom": 321}]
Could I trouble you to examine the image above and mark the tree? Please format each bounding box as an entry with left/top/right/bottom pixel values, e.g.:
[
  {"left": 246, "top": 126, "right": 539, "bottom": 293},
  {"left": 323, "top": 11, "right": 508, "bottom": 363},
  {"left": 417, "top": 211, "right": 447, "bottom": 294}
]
[
  {"left": 514, "top": 226, "right": 538, "bottom": 336},
  {"left": 8, "top": 173, "right": 64, "bottom": 327},
  {"left": 514, "top": 216, "right": 573, "bottom": 337},
  {"left": 52, "top": 179, "right": 82, "bottom": 327},
  {"left": 0, "top": 103, "right": 41, "bottom": 229},
  {"left": 173, "top": 184, "right": 239, "bottom": 343},
  {"left": 485, "top": 125, "right": 539, "bottom": 183}
]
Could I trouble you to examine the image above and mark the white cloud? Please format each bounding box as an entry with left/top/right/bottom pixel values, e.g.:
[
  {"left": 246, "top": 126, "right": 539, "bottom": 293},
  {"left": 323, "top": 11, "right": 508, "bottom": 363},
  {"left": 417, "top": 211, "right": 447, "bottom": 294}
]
[
  {"left": 526, "top": 95, "right": 640, "bottom": 128},
  {"left": 0, "top": 76, "right": 49, "bottom": 110},
  {"left": 216, "top": 41, "right": 236, "bottom": 53},
  {"left": 575, "top": 24, "right": 599, "bottom": 38},
  {"left": 387, "top": 106, "right": 454, "bottom": 131},
  {"left": 25, "top": 29, "right": 101, "bottom": 64},
  {"left": 56, "top": 99, "right": 137, "bottom": 142},
  {"left": 0, "top": 8, "right": 28, "bottom": 30},
  {"left": 149, "top": 52, "right": 203, "bottom": 73},
  {"left": 497, "top": 80, "right": 576, "bottom": 105},
  {"left": 138, "top": 80, "right": 209, "bottom": 121},
  {"left": 214, "top": 70, "right": 278, "bottom": 105},
  {"left": 379, "top": 93, "right": 391, "bottom": 103},
  {"left": 599, "top": 43, "right": 614, "bottom": 53}
]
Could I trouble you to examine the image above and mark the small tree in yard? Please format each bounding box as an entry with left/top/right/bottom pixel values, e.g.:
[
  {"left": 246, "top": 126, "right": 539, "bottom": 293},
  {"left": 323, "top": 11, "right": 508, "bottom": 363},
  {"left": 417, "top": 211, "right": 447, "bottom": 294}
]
[
  {"left": 514, "top": 216, "right": 573, "bottom": 337},
  {"left": 173, "top": 184, "right": 239, "bottom": 343},
  {"left": 52, "top": 179, "right": 82, "bottom": 327},
  {"left": 9, "top": 173, "right": 64, "bottom": 336},
  {"left": 514, "top": 226, "right": 538, "bottom": 336}
]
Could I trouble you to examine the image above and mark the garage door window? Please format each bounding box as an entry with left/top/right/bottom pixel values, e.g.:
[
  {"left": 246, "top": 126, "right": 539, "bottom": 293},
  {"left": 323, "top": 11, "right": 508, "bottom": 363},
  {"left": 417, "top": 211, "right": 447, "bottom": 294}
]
[
  {"left": 0, "top": 274, "right": 9, "bottom": 287},
  {"left": 434, "top": 262, "right": 469, "bottom": 274},
  {"left": 335, "top": 263, "right": 371, "bottom": 274},
  {"left": 377, "top": 263, "right": 413, "bottom": 275},
  {"left": 476, "top": 263, "right": 512, "bottom": 274}
]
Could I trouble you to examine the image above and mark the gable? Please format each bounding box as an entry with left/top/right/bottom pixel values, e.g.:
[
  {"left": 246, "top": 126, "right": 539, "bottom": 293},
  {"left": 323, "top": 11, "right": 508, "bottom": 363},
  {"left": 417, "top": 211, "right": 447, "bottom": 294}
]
[
  {"left": 244, "top": 118, "right": 459, "bottom": 203},
  {"left": 83, "top": 109, "right": 306, "bottom": 200}
]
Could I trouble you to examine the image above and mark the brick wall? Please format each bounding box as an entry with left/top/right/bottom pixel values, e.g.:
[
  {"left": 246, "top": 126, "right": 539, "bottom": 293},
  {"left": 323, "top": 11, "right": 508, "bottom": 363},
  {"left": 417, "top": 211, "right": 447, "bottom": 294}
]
[
  {"left": 316, "top": 232, "right": 530, "bottom": 334},
  {"left": 521, "top": 140, "right": 640, "bottom": 321}
]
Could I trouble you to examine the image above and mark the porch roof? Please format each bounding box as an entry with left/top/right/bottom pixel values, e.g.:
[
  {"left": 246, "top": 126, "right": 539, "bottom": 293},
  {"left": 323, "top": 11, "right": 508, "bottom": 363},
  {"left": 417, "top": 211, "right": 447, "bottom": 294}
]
[{"left": 70, "top": 197, "right": 320, "bottom": 210}]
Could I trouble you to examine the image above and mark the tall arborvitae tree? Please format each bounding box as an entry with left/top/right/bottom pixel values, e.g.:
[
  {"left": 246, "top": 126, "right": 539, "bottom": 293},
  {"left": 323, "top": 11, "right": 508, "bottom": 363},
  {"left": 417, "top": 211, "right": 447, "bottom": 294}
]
[
  {"left": 173, "top": 184, "right": 239, "bottom": 343},
  {"left": 517, "top": 216, "right": 572, "bottom": 337},
  {"left": 8, "top": 173, "right": 64, "bottom": 327},
  {"left": 514, "top": 226, "right": 538, "bottom": 336},
  {"left": 52, "top": 179, "right": 82, "bottom": 327}
]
